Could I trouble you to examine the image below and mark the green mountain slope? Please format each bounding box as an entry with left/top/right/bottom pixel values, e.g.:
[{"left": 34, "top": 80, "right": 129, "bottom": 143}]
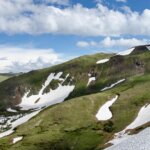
[
  {"left": 0, "top": 75, "right": 9, "bottom": 83},
  {"left": 0, "top": 74, "right": 150, "bottom": 150},
  {"left": 0, "top": 45, "right": 149, "bottom": 150},
  {"left": 0, "top": 53, "right": 113, "bottom": 110},
  {"left": 0, "top": 73, "right": 15, "bottom": 83},
  {"left": 0, "top": 45, "right": 149, "bottom": 111}
]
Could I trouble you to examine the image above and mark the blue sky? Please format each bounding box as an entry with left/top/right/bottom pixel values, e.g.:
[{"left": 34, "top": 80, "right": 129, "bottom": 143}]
[{"left": 0, "top": 0, "right": 149, "bottom": 73}]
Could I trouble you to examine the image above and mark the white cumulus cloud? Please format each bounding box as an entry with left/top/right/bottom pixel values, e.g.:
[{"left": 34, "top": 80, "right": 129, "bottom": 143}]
[
  {"left": 0, "top": 1, "right": 150, "bottom": 36},
  {"left": 76, "top": 41, "right": 97, "bottom": 48},
  {"left": 76, "top": 41, "right": 90, "bottom": 48},
  {"left": 116, "top": 0, "right": 127, "bottom": 3},
  {"left": 0, "top": 45, "right": 64, "bottom": 73},
  {"left": 101, "top": 37, "right": 149, "bottom": 48},
  {"left": 39, "top": 0, "right": 69, "bottom": 5},
  {"left": 76, "top": 37, "right": 149, "bottom": 49}
]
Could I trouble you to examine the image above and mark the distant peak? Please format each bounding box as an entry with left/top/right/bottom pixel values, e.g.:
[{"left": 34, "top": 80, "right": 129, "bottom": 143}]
[
  {"left": 130, "top": 44, "right": 150, "bottom": 55},
  {"left": 117, "top": 44, "right": 150, "bottom": 56}
]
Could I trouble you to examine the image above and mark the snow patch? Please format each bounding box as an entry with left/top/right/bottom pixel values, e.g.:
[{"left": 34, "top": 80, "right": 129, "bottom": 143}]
[
  {"left": 106, "top": 104, "right": 150, "bottom": 149},
  {"left": 96, "top": 95, "right": 118, "bottom": 121},
  {"left": 62, "top": 74, "right": 70, "bottom": 83},
  {"left": 87, "top": 77, "right": 96, "bottom": 86},
  {"left": 88, "top": 73, "right": 91, "bottom": 77},
  {"left": 105, "top": 127, "right": 150, "bottom": 150},
  {"left": 146, "top": 46, "right": 150, "bottom": 50},
  {"left": 0, "top": 72, "right": 75, "bottom": 139},
  {"left": 96, "top": 59, "right": 109, "bottom": 64},
  {"left": 7, "top": 108, "right": 17, "bottom": 113},
  {"left": 59, "top": 73, "right": 70, "bottom": 84},
  {"left": 0, "top": 110, "right": 40, "bottom": 138},
  {"left": 117, "top": 48, "right": 135, "bottom": 56},
  {"left": 125, "top": 104, "right": 150, "bottom": 130},
  {"left": 101, "top": 79, "right": 125, "bottom": 91},
  {"left": 20, "top": 85, "right": 74, "bottom": 110},
  {"left": 38, "top": 72, "right": 62, "bottom": 96},
  {"left": 19, "top": 72, "right": 75, "bottom": 110},
  {"left": 13, "top": 136, "right": 23, "bottom": 144}
]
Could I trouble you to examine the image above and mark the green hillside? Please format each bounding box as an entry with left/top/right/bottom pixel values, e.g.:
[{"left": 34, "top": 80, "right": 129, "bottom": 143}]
[
  {"left": 0, "top": 45, "right": 149, "bottom": 150},
  {"left": 0, "top": 45, "right": 149, "bottom": 111},
  {"left": 0, "top": 74, "right": 150, "bottom": 150},
  {"left": 0, "top": 75, "right": 12, "bottom": 83},
  {"left": 0, "top": 73, "right": 18, "bottom": 83}
]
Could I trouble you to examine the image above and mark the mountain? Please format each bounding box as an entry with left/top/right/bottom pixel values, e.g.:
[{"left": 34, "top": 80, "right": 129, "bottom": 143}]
[
  {"left": 0, "top": 72, "right": 23, "bottom": 82},
  {"left": 0, "top": 73, "right": 18, "bottom": 83},
  {"left": 0, "top": 45, "right": 149, "bottom": 150}
]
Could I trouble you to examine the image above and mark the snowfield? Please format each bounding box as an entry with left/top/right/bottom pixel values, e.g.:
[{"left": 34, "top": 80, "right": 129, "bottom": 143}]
[
  {"left": 87, "top": 77, "right": 96, "bottom": 86},
  {"left": 96, "top": 95, "right": 118, "bottom": 121},
  {"left": 125, "top": 104, "right": 150, "bottom": 130},
  {"left": 0, "top": 72, "right": 75, "bottom": 139},
  {"left": 96, "top": 58, "right": 109, "bottom": 64},
  {"left": 106, "top": 104, "right": 150, "bottom": 149},
  {"left": 19, "top": 72, "right": 75, "bottom": 110},
  {"left": 117, "top": 48, "right": 135, "bottom": 56},
  {"left": 13, "top": 136, "right": 23, "bottom": 144},
  {"left": 105, "top": 127, "right": 150, "bottom": 150},
  {"left": 101, "top": 79, "right": 125, "bottom": 91},
  {"left": 0, "top": 111, "right": 40, "bottom": 138}
]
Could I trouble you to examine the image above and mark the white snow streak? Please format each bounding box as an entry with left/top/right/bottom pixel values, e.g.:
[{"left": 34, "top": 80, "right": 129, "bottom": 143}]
[
  {"left": 96, "top": 95, "right": 118, "bottom": 121},
  {"left": 7, "top": 108, "right": 17, "bottom": 113},
  {"left": 101, "top": 79, "right": 125, "bottom": 91},
  {"left": 87, "top": 77, "right": 96, "bottom": 86},
  {"left": 125, "top": 104, "right": 150, "bottom": 130},
  {"left": 39, "top": 72, "right": 62, "bottom": 96},
  {"left": 146, "top": 46, "right": 150, "bottom": 50},
  {"left": 117, "top": 48, "right": 135, "bottom": 56},
  {"left": 13, "top": 136, "right": 23, "bottom": 144},
  {"left": 96, "top": 59, "right": 109, "bottom": 64},
  {"left": 88, "top": 73, "right": 91, "bottom": 77},
  {"left": 61, "top": 74, "right": 70, "bottom": 84}
]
